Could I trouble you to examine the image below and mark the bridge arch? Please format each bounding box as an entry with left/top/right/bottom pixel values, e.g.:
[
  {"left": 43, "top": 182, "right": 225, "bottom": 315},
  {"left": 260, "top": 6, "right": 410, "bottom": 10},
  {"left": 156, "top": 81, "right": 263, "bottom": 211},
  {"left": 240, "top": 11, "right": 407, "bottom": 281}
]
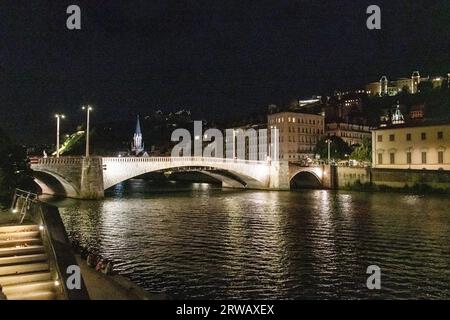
[
  {"left": 290, "top": 170, "right": 323, "bottom": 189},
  {"left": 33, "top": 170, "right": 79, "bottom": 198},
  {"left": 103, "top": 162, "right": 264, "bottom": 190}
]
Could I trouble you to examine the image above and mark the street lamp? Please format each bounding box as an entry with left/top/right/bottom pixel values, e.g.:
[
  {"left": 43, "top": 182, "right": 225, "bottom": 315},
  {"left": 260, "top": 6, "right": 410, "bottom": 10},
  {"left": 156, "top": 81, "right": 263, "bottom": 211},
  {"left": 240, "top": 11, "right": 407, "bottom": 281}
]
[
  {"left": 82, "top": 105, "right": 93, "bottom": 157},
  {"left": 325, "top": 138, "right": 332, "bottom": 164},
  {"left": 54, "top": 114, "right": 65, "bottom": 158}
]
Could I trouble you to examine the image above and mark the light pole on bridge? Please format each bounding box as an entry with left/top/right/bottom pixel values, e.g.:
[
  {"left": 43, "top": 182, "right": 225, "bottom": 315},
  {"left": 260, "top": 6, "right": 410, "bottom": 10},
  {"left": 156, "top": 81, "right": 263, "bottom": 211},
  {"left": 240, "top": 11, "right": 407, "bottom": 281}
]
[
  {"left": 54, "top": 114, "right": 65, "bottom": 158},
  {"left": 82, "top": 105, "right": 93, "bottom": 157},
  {"left": 325, "top": 138, "right": 332, "bottom": 164}
]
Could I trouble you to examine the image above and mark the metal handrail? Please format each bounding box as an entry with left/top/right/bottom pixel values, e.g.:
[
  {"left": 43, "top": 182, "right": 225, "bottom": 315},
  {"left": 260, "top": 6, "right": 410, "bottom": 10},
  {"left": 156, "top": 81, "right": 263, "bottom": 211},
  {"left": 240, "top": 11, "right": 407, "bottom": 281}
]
[{"left": 11, "top": 189, "right": 39, "bottom": 224}]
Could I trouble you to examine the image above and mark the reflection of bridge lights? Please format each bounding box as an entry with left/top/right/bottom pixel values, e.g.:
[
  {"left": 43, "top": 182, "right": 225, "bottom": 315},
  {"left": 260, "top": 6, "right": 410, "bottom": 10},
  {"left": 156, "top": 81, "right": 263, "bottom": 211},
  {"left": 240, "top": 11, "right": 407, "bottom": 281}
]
[{"left": 194, "top": 135, "right": 200, "bottom": 140}]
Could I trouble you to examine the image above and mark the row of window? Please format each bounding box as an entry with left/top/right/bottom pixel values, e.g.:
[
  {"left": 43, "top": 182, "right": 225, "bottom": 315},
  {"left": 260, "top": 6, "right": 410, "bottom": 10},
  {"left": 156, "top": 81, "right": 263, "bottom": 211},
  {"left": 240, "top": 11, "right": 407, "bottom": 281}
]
[
  {"left": 378, "top": 131, "right": 444, "bottom": 142},
  {"left": 287, "top": 127, "right": 324, "bottom": 134},
  {"left": 285, "top": 136, "right": 318, "bottom": 143},
  {"left": 334, "top": 132, "right": 368, "bottom": 139},
  {"left": 279, "top": 136, "right": 318, "bottom": 144},
  {"left": 378, "top": 151, "right": 445, "bottom": 165},
  {"left": 269, "top": 117, "right": 323, "bottom": 125}
]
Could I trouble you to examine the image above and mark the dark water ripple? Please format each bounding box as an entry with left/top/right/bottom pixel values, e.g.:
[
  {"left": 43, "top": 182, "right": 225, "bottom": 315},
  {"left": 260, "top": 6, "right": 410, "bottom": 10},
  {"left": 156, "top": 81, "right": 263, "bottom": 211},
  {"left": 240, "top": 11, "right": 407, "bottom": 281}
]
[{"left": 48, "top": 180, "right": 450, "bottom": 299}]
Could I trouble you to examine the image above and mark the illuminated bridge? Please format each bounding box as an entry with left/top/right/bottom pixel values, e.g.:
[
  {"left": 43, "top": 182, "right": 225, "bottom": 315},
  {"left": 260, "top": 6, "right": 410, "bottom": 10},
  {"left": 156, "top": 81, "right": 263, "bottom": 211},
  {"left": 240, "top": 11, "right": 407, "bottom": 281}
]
[{"left": 30, "top": 157, "right": 332, "bottom": 199}]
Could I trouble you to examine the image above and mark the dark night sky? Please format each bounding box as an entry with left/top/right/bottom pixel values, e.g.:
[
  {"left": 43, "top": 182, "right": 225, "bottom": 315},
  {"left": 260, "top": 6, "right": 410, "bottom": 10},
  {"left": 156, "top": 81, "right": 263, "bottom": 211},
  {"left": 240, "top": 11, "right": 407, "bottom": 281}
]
[{"left": 0, "top": 0, "right": 449, "bottom": 144}]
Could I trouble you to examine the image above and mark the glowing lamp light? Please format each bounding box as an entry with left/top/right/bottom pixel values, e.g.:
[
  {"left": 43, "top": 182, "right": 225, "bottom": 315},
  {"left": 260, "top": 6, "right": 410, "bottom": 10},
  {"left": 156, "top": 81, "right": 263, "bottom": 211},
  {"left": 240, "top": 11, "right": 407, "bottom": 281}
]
[
  {"left": 39, "top": 225, "right": 44, "bottom": 231},
  {"left": 54, "top": 280, "right": 60, "bottom": 286},
  {"left": 12, "top": 209, "right": 18, "bottom": 213}
]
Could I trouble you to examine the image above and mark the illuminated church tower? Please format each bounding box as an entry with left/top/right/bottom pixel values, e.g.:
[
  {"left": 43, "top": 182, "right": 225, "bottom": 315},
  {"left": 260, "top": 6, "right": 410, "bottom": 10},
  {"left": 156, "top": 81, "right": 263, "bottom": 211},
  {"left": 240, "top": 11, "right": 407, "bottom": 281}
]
[
  {"left": 391, "top": 102, "right": 405, "bottom": 125},
  {"left": 131, "top": 115, "right": 145, "bottom": 156}
]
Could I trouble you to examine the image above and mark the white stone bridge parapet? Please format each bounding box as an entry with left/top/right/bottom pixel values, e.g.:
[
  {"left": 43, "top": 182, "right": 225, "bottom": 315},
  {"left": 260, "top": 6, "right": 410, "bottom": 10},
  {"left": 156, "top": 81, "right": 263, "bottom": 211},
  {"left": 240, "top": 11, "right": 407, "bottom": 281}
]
[{"left": 30, "top": 156, "right": 334, "bottom": 199}]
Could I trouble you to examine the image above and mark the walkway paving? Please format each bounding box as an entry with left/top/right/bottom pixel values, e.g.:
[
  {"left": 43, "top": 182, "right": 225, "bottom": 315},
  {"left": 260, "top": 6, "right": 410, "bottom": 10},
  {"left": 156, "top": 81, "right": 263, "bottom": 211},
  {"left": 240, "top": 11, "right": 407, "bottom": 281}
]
[{"left": 76, "top": 256, "right": 167, "bottom": 300}]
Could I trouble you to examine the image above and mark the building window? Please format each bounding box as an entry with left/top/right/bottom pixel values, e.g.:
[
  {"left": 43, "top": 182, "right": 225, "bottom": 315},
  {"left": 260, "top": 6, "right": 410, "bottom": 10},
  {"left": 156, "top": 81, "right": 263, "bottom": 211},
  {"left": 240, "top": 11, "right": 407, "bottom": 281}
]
[
  {"left": 406, "top": 152, "right": 412, "bottom": 164},
  {"left": 406, "top": 133, "right": 411, "bottom": 141},
  {"left": 437, "top": 131, "right": 443, "bottom": 140},
  {"left": 421, "top": 132, "right": 426, "bottom": 140},
  {"left": 389, "top": 134, "right": 395, "bottom": 141},
  {"left": 377, "top": 135, "right": 383, "bottom": 142},
  {"left": 378, "top": 153, "right": 383, "bottom": 164},
  {"left": 438, "top": 151, "right": 444, "bottom": 164},
  {"left": 421, "top": 152, "right": 427, "bottom": 164},
  {"left": 390, "top": 153, "right": 395, "bottom": 164}
]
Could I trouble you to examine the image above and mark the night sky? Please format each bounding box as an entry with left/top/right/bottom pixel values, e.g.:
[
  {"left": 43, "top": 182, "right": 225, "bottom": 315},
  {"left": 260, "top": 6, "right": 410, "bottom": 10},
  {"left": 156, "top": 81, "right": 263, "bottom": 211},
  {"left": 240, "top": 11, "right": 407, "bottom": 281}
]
[{"left": 0, "top": 0, "right": 449, "bottom": 144}]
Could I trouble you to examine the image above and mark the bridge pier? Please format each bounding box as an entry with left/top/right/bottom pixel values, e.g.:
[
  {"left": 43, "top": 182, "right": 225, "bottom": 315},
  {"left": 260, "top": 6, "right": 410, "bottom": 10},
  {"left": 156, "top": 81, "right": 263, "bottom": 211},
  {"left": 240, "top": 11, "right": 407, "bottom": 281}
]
[
  {"left": 269, "top": 161, "right": 290, "bottom": 190},
  {"left": 80, "top": 157, "right": 104, "bottom": 199}
]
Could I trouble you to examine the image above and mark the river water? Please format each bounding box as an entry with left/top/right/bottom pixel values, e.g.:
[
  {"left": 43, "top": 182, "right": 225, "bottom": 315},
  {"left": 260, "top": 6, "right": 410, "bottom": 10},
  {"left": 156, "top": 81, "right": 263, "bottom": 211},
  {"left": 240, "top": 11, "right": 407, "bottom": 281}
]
[{"left": 46, "top": 179, "right": 450, "bottom": 299}]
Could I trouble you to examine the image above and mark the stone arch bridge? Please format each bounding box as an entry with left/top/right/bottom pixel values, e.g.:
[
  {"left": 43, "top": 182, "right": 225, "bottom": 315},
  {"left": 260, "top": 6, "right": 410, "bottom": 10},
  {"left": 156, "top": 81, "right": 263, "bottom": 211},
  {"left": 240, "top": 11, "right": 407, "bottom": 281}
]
[{"left": 30, "top": 157, "right": 333, "bottom": 199}]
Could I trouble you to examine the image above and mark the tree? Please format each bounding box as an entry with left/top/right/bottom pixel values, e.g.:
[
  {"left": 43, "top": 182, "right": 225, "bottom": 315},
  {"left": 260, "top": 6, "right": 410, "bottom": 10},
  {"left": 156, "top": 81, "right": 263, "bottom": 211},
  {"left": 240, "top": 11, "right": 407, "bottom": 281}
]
[
  {"left": 350, "top": 137, "right": 372, "bottom": 162},
  {"left": 0, "top": 128, "right": 36, "bottom": 206},
  {"left": 314, "top": 136, "right": 352, "bottom": 161}
]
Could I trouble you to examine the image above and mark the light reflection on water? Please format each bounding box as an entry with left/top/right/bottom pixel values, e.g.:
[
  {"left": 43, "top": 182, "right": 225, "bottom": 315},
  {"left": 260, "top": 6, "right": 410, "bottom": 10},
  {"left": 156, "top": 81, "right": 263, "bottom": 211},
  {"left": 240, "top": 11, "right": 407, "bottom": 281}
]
[{"left": 45, "top": 179, "right": 450, "bottom": 299}]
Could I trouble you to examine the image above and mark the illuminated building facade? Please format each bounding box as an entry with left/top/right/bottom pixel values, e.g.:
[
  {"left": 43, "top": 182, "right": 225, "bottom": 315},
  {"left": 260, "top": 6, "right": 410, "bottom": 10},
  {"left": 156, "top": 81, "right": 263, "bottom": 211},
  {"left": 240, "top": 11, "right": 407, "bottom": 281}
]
[
  {"left": 372, "top": 121, "right": 450, "bottom": 170},
  {"left": 268, "top": 111, "right": 325, "bottom": 161}
]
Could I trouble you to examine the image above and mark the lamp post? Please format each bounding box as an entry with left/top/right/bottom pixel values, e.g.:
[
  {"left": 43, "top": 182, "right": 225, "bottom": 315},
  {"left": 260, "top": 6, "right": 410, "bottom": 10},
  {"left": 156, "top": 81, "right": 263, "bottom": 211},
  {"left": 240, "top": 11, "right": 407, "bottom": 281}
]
[
  {"left": 54, "top": 114, "right": 65, "bottom": 158},
  {"left": 325, "top": 138, "right": 332, "bottom": 164},
  {"left": 82, "top": 105, "right": 93, "bottom": 157}
]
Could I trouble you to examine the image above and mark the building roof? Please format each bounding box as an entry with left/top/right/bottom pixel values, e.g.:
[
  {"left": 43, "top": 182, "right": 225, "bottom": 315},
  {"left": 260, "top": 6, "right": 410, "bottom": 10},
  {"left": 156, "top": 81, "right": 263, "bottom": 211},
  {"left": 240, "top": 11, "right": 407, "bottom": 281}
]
[{"left": 375, "top": 118, "right": 450, "bottom": 130}]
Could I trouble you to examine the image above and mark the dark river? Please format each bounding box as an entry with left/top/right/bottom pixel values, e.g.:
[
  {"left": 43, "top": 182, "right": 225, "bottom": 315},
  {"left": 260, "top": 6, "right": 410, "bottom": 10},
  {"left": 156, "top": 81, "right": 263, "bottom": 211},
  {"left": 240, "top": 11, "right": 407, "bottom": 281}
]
[{"left": 46, "top": 179, "right": 450, "bottom": 299}]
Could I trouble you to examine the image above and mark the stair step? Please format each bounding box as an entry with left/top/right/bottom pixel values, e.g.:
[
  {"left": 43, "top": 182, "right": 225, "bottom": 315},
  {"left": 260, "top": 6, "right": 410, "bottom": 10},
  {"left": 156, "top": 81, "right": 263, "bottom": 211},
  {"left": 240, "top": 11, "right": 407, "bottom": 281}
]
[
  {"left": 6, "top": 290, "right": 56, "bottom": 300},
  {"left": 0, "top": 253, "right": 48, "bottom": 266},
  {"left": 0, "top": 262, "right": 49, "bottom": 276},
  {"left": 0, "top": 245, "right": 45, "bottom": 257},
  {"left": 0, "top": 271, "right": 52, "bottom": 286},
  {"left": 2, "top": 280, "right": 55, "bottom": 297},
  {"left": 0, "top": 225, "right": 39, "bottom": 234},
  {"left": 0, "top": 231, "right": 40, "bottom": 241},
  {"left": 0, "top": 238, "right": 42, "bottom": 248}
]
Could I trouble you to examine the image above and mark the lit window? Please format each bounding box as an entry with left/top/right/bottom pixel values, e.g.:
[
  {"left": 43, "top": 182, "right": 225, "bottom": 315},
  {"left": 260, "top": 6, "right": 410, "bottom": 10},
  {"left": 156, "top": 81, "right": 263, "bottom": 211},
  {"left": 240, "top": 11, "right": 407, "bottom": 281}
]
[
  {"left": 421, "top": 152, "right": 427, "bottom": 164},
  {"left": 438, "top": 151, "right": 444, "bottom": 164},
  {"left": 406, "top": 152, "right": 412, "bottom": 164}
]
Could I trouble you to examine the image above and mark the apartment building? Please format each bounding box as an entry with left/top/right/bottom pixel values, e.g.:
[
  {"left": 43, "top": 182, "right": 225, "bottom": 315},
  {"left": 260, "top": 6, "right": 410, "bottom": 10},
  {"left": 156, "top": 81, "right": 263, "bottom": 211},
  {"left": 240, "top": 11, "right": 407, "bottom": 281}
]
[
  {"left": 268, "top": 111, "right": 325, "bottom": 161},
  {"left": 326, "top": 122, "right": 372, "bottom": 147}
]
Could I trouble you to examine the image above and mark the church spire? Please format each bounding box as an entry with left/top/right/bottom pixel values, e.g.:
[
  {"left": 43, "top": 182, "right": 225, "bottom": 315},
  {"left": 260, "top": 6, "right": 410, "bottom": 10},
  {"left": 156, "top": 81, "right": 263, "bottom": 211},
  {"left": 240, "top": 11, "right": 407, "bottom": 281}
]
[
  {"left": 135, "top": 115, "right": 142, "bottom": 135},
  {"left": 131, "top": 115, "right": 144, "bottom": 155}
]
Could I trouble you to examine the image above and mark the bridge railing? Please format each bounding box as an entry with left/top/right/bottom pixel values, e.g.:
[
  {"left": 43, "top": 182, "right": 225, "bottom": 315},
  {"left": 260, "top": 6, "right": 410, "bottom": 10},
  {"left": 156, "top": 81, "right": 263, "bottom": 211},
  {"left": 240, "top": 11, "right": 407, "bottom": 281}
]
[
  {"left": 31, "top": 157, "right": 84, "bottom": 166},
  {"left": 102, "top": 156, "right": 270, "bottom": 165},
  {"left": 31, "top": 156, "right": 273, "bottom": 166}
]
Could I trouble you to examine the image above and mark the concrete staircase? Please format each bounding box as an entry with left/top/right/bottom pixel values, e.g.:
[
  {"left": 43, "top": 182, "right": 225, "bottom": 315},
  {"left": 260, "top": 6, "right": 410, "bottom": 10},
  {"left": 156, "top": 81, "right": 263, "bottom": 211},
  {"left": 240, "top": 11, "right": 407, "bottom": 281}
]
[{"left": 0, "top": 224, "right": 57, "bottom": 300}]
